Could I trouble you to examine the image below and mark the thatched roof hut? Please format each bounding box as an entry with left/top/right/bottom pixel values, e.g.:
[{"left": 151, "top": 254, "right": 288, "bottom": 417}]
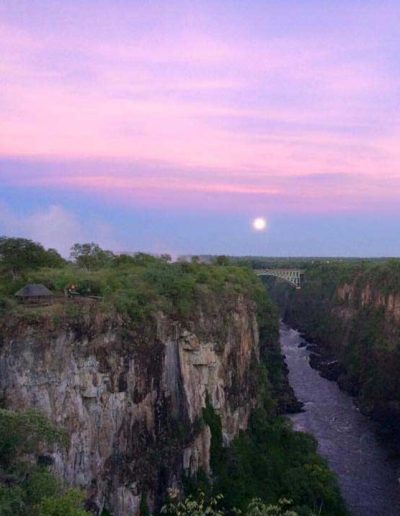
[{"left": 15, "top": 284, "right": 54, "bottom": 303}]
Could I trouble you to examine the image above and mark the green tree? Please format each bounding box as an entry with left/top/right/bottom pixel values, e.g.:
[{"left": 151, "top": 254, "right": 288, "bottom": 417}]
[
  {"left": 45, "top": 248, "right": 66, "bottom": 268},
  {"left": 161, "top": 492, "right": 299, "bottom": 516},
  {"left": 215, "top": 255, "right": 230, "bottom": 266},
  {"left": 25, "top": 469, "right": 61, "bottom": 506},
  {"left": 70, "top": 243, "right": 114, "bottom": 270},
  {"left": 245, "top": 498, "right": 298, "bottom": 515},
  {"left": 160, "top": 254, "right": 172, "bottom": 262},
  {"left": 161, "top": 491, "right": 224, "bottom": 515},
  {"left": 0, "top": 237, "right": 64, "bottom": 279}
]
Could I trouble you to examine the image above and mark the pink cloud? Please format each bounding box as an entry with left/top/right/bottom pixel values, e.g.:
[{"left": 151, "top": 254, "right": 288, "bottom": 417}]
[
  {"left": 2, "top": 156, "right": 400, "bottom": 217},
  {"left": 1, "top": 2, "right": 400, "bottom": 217}
]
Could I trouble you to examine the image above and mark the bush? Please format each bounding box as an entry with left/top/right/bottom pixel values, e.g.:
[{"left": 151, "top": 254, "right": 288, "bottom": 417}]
[
  {"left": 37, "top": 488, "right": 89, "bottom": 516},
  {"left": 0, "top": 409, "right": 67, "bottom": 467},
  {"left": 0, "top": 409, "right": 87, "bottom": 516},
  {"left": 0, "top": 485, "right": 25, "bottom": 515}
]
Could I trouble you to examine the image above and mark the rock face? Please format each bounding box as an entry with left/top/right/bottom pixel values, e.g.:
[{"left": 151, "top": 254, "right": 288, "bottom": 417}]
[
  {"left": 0, "top": 295, "right": 260, "bottom": 514},
  {"left": 336, "top": 282, "right": 400, "bottom": 329},
  {"left": 267, "top": 270, "right": 400, "bottom": 445}
]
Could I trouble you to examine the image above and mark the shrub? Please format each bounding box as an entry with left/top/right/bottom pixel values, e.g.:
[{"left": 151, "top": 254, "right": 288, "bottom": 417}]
[
  {"left": 37, "top": 488, "right": 89, "bottom": 516},
  {"left": 0, "top": 409, "right": 88, "bottom": 516}
]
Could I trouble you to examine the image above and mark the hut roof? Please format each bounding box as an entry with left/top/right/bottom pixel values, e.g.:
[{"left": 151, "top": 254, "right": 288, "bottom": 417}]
[{"left": 15, "top": 283, "right": 54, "bottom": 298}]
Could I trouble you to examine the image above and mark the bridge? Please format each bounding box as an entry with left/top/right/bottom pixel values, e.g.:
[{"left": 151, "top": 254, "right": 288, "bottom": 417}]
[{"left": 255, "top": 269, "right": 304, "bottom": 289}]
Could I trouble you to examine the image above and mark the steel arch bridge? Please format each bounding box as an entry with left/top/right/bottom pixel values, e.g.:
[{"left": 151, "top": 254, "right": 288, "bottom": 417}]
[{"left": 255, "top": 269, "right": 304, "bottom": 289}]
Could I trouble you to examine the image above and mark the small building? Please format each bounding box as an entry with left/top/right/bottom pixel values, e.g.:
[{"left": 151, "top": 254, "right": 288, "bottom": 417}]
[{"left": 15, "top": 283, "right": 54, "bottom": 304}]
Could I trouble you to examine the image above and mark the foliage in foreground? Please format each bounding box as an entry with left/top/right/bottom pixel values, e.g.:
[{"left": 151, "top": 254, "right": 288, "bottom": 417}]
[
  {"left": 162, "top": 492, "right": 298, "bottom": 515},
  {"left": 195, "top": 402, "right": 348, "bottom": 516}
]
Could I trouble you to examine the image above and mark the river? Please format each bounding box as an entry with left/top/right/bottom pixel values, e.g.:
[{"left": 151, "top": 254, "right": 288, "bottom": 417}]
[{"left": 280, "top": 323, "right": 400, "bottom": 516}]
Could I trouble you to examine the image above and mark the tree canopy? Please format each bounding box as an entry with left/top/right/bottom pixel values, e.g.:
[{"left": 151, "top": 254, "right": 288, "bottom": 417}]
[
  {"left": 0, "top": 237, "right": 64, "bottom": 278},
  {"left": 70, "top": 243, "right": 115, "bottom": 270}
]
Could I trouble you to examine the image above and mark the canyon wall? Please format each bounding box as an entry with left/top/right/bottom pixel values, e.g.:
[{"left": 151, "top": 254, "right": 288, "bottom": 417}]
[
  {"left": 266, "top": 262, "right": 400, "bottom": 438},
  {"left": 0, "top": 294, "right": 260, "bottom": 515}
]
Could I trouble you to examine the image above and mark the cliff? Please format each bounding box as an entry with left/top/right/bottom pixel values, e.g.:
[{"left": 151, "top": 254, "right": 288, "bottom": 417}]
[
  {"left": 0, "top": 294, "right": 260, "bottom": 515},
  {"left": 266, "top": 261, "right": 400, "bottom": 441}
]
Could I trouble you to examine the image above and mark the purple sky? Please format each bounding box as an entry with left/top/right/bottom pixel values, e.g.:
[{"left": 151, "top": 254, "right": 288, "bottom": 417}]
[{"left": 1, "top": 1, "right": 400, "bottom": 256}]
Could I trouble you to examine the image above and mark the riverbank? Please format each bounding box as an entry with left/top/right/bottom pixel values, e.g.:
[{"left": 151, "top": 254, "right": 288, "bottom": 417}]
[{"left": 281, "top": 323, "right": 400, "bottom": 516}]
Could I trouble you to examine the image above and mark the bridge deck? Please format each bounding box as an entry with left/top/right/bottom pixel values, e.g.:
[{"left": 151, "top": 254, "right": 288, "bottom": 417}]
[{"left": 254, "top": 269, "right": 304, "bottom": 289}]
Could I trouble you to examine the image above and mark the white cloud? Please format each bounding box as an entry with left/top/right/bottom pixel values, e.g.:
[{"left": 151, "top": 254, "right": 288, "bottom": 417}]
[{"left": 0, "top": 203, "right": 120, "bottom": 257}]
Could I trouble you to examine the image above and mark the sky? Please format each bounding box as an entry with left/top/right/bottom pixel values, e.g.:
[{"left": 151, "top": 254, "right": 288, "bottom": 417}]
[{"left": 1, "top": 1, "right": 400, "bottom": 257}]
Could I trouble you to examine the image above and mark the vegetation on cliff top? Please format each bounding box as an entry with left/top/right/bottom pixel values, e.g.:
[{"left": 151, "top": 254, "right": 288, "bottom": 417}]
[{"left": 0, "top": 237, "right": 267, "bottom": 328}]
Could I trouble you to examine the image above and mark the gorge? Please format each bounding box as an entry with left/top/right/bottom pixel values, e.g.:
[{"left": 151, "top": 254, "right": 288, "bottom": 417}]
[
  {"left": 266, "top": 260, "right": 400, "bottom": 441},
  {"left": 281, "top": 323, "right": 400, "bottom": 516},
  {"left": 262, "top": 259, "right": 400, "bottom": 515},
  {"left": 2, "top": 238, "right": 400, "bottom": 515},
  {"left": 0, "top": 243, "right": 346, "bottom": 515}
]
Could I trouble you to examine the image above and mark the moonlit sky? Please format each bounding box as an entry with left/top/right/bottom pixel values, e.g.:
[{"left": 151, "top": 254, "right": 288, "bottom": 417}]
[{"left": 1, "top": 1, "right": 400, "bottom": 257}]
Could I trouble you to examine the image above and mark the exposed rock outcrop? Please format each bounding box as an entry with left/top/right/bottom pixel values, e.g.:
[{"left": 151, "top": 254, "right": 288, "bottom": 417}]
[{"left": 0, "top": 295, "right": 260, "bottom": 514}]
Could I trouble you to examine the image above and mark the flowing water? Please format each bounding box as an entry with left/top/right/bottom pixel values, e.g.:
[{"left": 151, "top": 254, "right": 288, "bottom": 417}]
[{"left": 280, "top": 323, "right": 400, "bottom": 516}]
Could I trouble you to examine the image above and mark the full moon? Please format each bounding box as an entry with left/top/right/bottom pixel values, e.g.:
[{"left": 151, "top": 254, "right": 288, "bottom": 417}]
[{"left": 252, "top": 217, "right": 267, "bottom": 231}]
